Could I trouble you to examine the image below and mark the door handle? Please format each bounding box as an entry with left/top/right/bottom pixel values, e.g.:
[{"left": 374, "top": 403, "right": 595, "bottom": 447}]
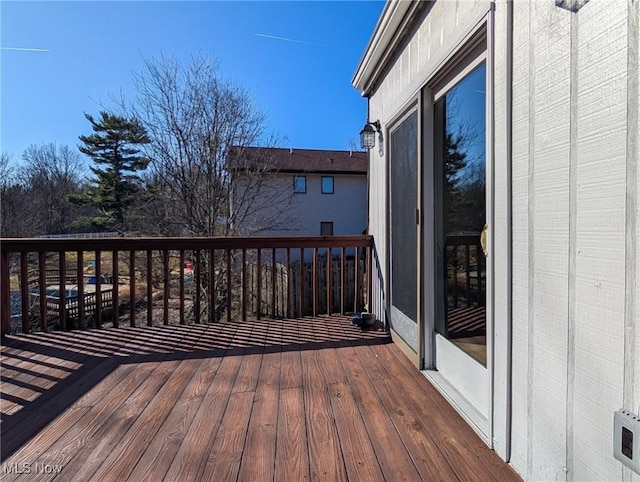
[{"left": 480, "top": 224, "right": 489, "bottom": 258}]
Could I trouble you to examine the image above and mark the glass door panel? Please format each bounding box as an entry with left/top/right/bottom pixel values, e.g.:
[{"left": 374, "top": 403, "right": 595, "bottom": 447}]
[
  {"left": 435, "top": 63, "right": 487, "bottom": 366},
  {"left": 389, "top": 111, "right": 419, "bottom": 349}
]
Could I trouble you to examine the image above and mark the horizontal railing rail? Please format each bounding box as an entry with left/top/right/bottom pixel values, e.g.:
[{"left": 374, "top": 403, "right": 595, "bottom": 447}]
[{"left": 1, "top": 236, "right": 373, "bottom": 337}]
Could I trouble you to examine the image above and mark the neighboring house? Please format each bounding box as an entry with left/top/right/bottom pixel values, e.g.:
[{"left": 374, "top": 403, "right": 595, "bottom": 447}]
[
  {"left": 229, "top": 147, "right": 368, "bottom": 237},
  {"left": 353, "top": 1, "right": 639, "bottom": 481}
]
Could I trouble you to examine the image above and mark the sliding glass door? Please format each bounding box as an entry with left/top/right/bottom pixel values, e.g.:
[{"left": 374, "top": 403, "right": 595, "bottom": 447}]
[
  {"left": 389, "top": 110, "right": 419, "bottom": 349},
  {"left": 433, "top": 57, "right": 489, "bottom": 419}
]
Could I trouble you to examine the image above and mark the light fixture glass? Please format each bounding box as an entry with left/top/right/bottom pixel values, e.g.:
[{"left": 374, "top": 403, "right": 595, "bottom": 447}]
[{"left": 360, "top": 123, "right": 376, "bottom": 150}]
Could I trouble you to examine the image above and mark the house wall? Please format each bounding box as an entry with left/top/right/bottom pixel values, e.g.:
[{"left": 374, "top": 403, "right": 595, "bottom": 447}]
[
  {"left": 235, "top": 173, "right": 367, "bottom": 237},
  {"left": 363, "top": 0, "right": 639, "bottom": 480},
  {"left": 367, "top": 0, "right": 493, "bottom": 354},
  {"left": 509, "top": 1, "right": 639, "bottom": 481}
]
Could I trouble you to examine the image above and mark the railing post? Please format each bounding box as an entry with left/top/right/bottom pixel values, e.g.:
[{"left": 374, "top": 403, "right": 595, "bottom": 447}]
[{"left": 1, "top": 250, "right": 9, "bottom": 337}]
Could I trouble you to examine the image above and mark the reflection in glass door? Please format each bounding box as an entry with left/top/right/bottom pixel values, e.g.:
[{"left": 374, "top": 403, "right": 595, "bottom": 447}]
[{"left": 435, "top": 63, "right": 487, "bottom": 366}]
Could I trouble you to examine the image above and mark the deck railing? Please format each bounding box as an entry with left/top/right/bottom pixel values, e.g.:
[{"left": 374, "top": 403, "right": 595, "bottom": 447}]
[
  {"left": 445, "top": 234, "right": 486, "bottom": 309},
  {"left": 1, "top": 236, "right": 373, "bottom": 336}
]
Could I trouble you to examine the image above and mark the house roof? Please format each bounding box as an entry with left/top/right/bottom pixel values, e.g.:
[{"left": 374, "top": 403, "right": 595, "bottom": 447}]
[{"left": 228, "top": 147, "right": 368, "bottom": 174}]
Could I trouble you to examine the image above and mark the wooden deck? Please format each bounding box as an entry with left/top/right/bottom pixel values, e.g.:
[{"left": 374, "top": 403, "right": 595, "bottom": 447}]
[{"left": 1, "top": 317, "right": 520, "bottom": 481}]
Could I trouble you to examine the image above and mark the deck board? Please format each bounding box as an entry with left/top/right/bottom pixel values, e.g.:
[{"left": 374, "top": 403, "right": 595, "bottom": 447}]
[
  {"left": 1, "top": 317, "right": 521, "bottom": 481},
  {"left": 237, "top": 333, "right": 280, "bottom": 481}
]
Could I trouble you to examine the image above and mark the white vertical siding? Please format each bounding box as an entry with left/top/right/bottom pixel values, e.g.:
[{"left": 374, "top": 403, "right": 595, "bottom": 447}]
[
  {"left": 530, "top": 3, "right": 571, "bottom": 480},
  {"left": 631, "top": 4, "right": 640, "bottom": 482},
  {"left": 509, "top": 0, "right": 635, "bottom": 480},
  {"left": 368, "top": 146, "right": 387, "bottom": 323},
  {"left": 509, "top": 0, "right": 532, "bottom": 474},
  {"left": 573, "top": 2, "right": 628, "bottom": 479}
]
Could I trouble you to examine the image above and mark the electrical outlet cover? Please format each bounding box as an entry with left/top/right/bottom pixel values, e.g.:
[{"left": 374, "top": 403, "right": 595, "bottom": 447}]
[{"left": 614, "top": 409, "right": 640, "bottom": 474}]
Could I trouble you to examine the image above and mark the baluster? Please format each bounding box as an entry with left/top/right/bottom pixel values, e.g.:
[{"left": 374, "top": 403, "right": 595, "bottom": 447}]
[
  {"left": 354, "top": 246, "right": 360, "bottom": 313},
  {"left": 95, "top": 251, "right": 102, "bottom": 328},
  {"left": 312, "top": 247, "right": 318, "bottom": 317},
  {"left": 163, "top": 249, "right": 169, "bottom": 325},
  {"left": 341, "top": 247, "right": 346, "bottom": 315},
  {"left": 129, "top": 250, "right": 136, "bottom": 327},
  {"left": 179, "top": 250, "right": 185, "bottom": 325},
  {"left": 299, "top": 248, "right": 304, "bottom": 317},
  {"left": 146, "top": 250, "right": 153, "bottom": 326},
  {"left": 256, "top": 249, "right": 262, "bottom": 320},
  {"left": 327, "top": 248, "right": 332, "bottom": 316},
  {"left": 195, "top": 250, "right": 201, "bottom": 323},
  {"left": 39, "top": 252, "right": 47, "bottom": 332},
  {"left": 271, "top": 248, "right": 276, "bottom": 318},
  {"left": 20, "top": 253, "right": 28, "bottom": 333},
  {"left": 241, "top": 249, "right": 247, "bottom": 321},
  {"left": 286, "top": 248, "right": 291, "bottom": 319},
  {"left": 226, "top": 249, "right": 232, "bottom": 323},
  {"left": 209, "top": 249, "right": 216, "bottom": 323},
  {"left": 59, "top": 252, "right": 67, "bottom": 330},
  {"left": 77, "top": 251, "right": 85, "bottom": 330},
  {"left": 112, "top": 250, "right": 119, "bottom": 328},
  {"left": 366, "top": 244, "right": 372, "bottom": 315}
]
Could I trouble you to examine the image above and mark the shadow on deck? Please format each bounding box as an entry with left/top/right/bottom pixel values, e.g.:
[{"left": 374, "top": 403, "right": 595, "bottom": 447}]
[{"left": 1, "top": 316, "right": 519, "bottom": 481}]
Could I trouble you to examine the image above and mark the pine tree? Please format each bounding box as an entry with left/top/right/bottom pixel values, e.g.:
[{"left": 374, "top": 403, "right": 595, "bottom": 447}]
[{"left": 73, "top": 111, "right": 150, "bottom": 232}]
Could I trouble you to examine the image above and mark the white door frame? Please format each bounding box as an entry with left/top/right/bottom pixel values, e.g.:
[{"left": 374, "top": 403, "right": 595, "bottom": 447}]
[{"left": 420, "top": 14, "right": 496, "bottom": 445}]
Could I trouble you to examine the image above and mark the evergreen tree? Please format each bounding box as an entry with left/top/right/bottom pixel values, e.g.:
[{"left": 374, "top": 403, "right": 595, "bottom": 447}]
[
  {"left": 443, "top": 130, "right": 468, "bottom": 233},
  {"left": 73, "top": 111, "right": 150, "bottom": 232}
]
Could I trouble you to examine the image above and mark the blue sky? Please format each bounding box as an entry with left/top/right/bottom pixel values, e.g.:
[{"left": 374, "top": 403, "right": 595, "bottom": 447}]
[{"left": 1, "top": 1, "right": 385, "bottom": 166}]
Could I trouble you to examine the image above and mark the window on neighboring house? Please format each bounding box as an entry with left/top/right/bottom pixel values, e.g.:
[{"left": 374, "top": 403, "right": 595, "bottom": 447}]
[
  {"left": 321, "top": 176, "right": 334, "bottom": 194},
  {"left": 293, "top": 175, "right": 306, "bottom": 193},
  {"left": 320, "top": 222, "right": 333, "bottom": 236}
]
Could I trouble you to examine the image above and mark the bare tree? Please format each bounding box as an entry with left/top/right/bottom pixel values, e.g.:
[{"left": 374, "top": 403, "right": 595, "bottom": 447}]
[
  {"left": 119, "top": 54, "right": 299, "bottom": 321},
  {"left": 20, "top": 143, "right": 86, "bottom": 235},
  {"left": 0, "top": 152, "right": 30, "bottom": 237},
  {"left": 126, "top": 54, "right": 294, "bottom": 237}
]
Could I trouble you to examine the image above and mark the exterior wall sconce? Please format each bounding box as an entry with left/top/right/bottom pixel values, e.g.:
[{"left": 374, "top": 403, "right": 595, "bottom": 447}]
[{"left": 359, "top": 120, "right": 382, "bottom": 155}]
